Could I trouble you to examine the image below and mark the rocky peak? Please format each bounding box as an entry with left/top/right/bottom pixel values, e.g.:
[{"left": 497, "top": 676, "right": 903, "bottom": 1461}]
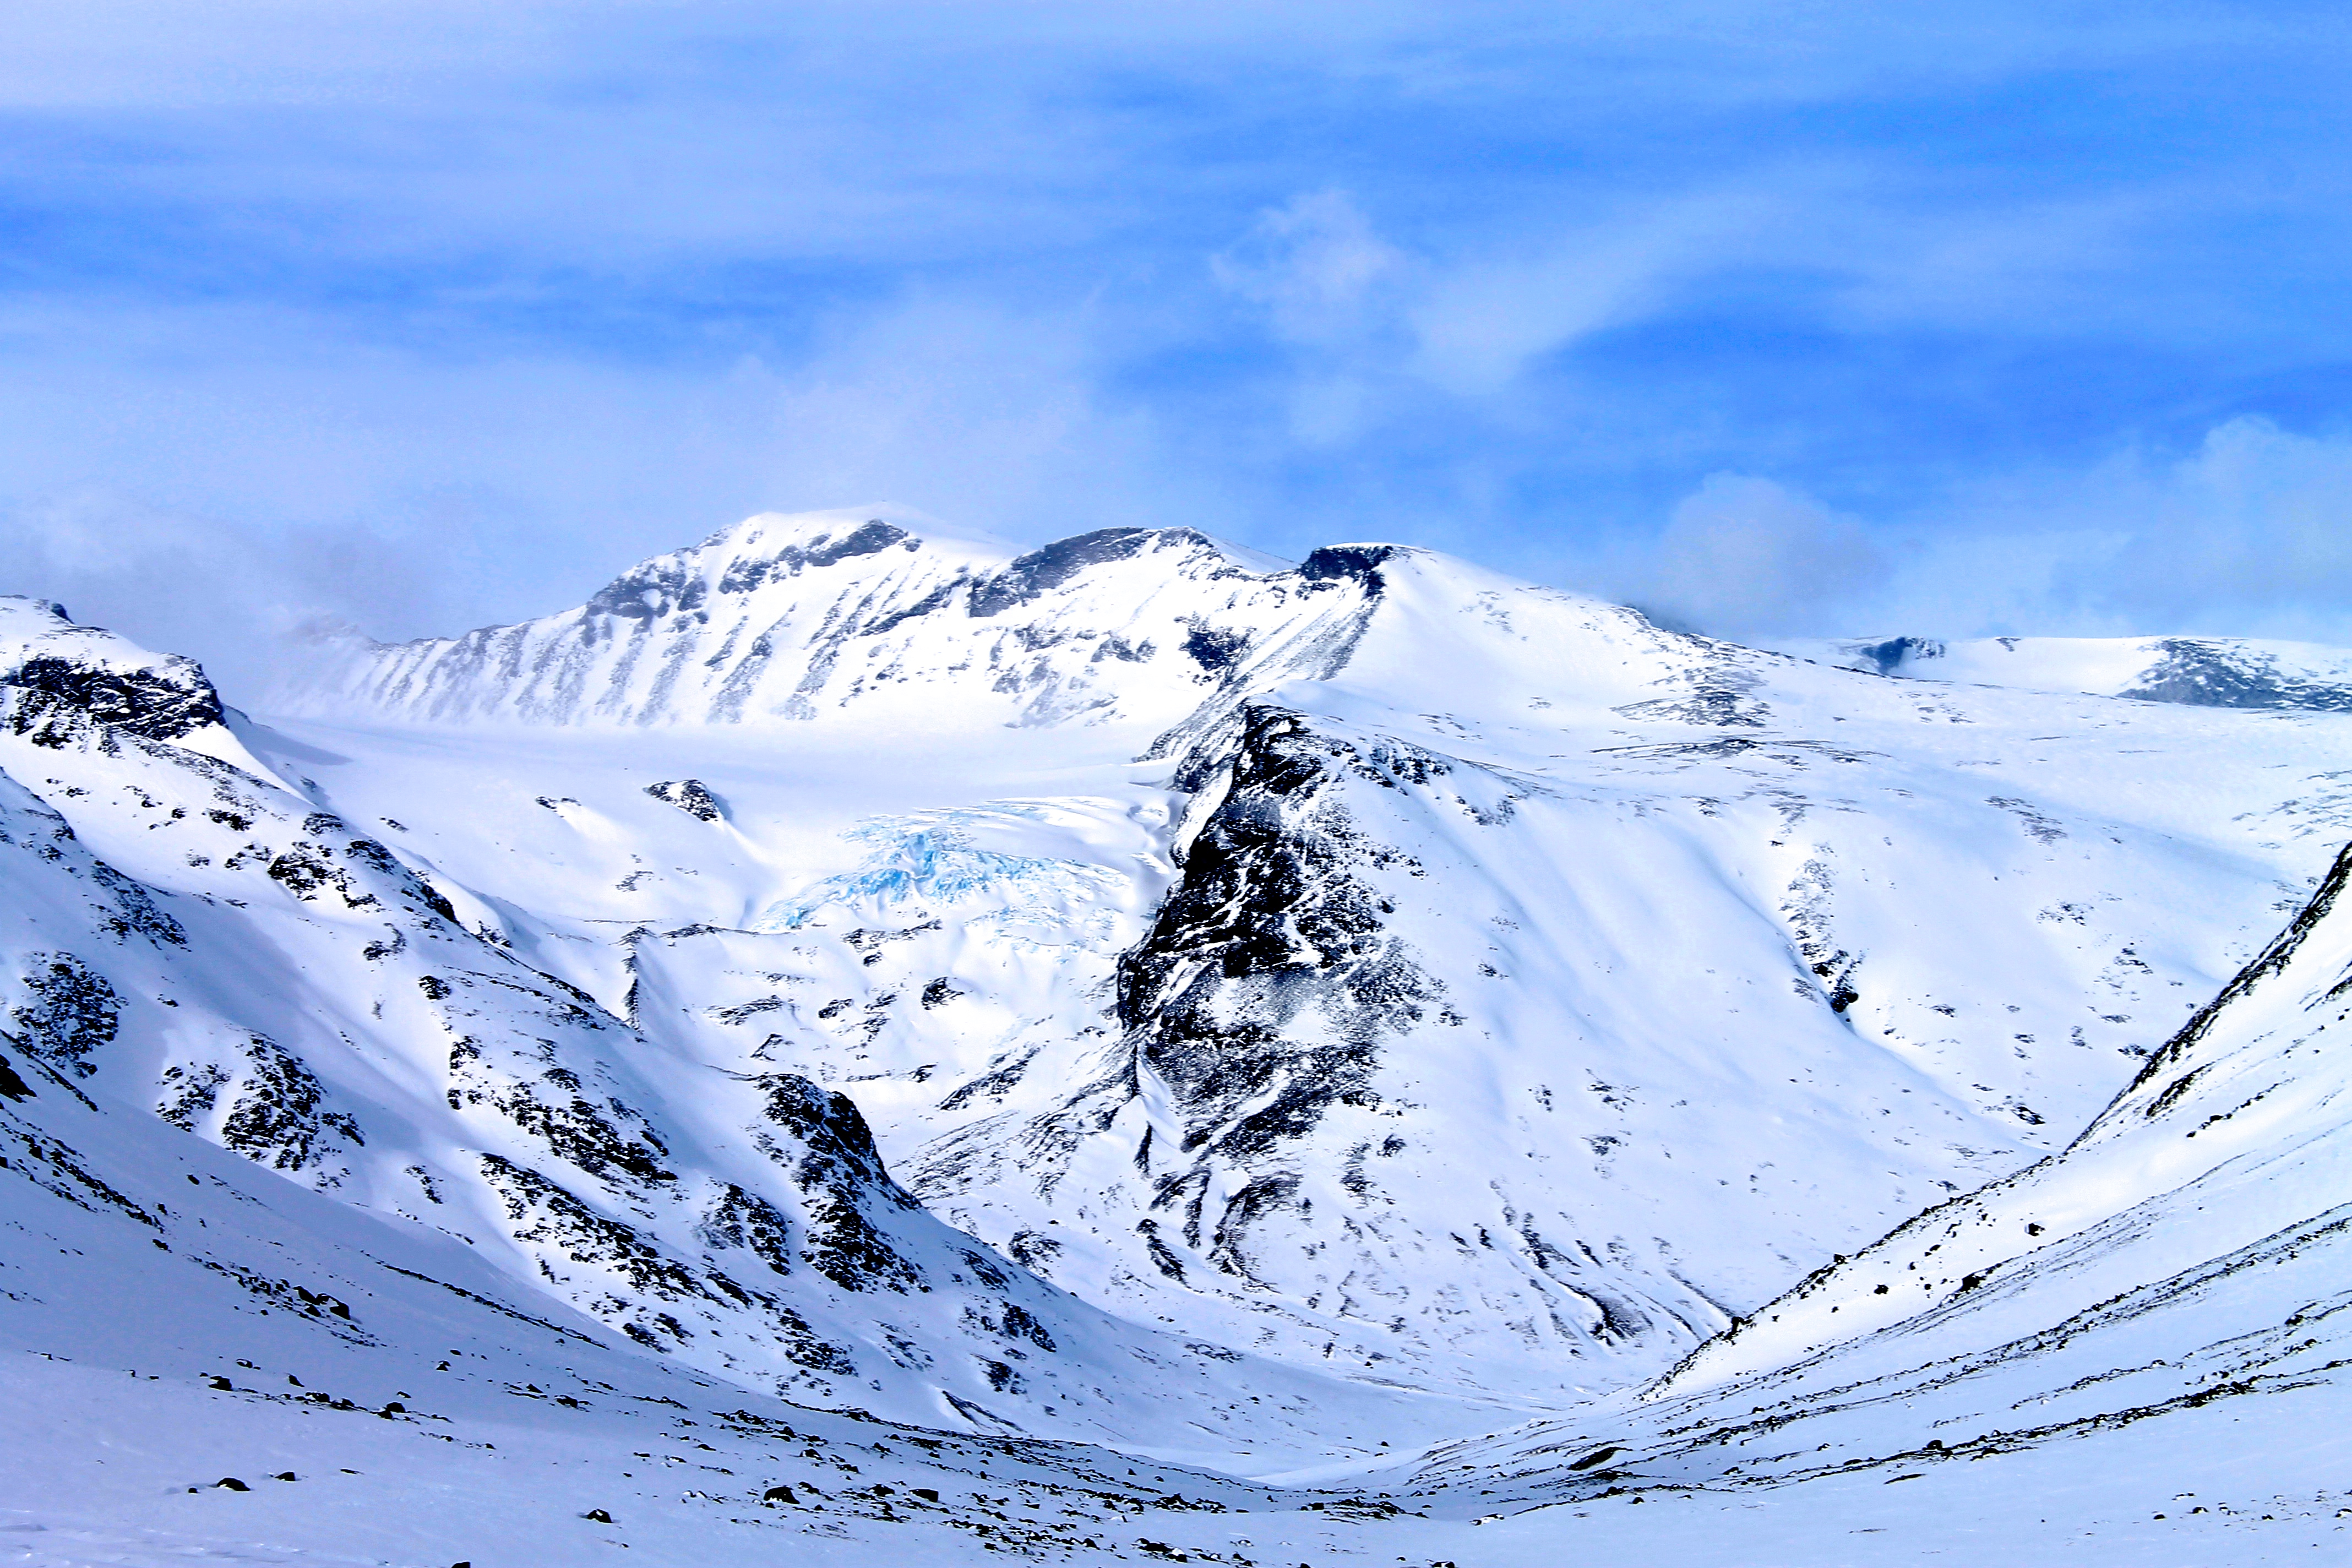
[{"left": 0, "top": 595, "right": 228, "bottom": 744}]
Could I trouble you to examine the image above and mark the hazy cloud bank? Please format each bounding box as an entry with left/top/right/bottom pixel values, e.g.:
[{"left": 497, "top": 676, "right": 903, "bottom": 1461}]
[{"left": 3, "top": 2, "right": 2350, "bottom": 699}]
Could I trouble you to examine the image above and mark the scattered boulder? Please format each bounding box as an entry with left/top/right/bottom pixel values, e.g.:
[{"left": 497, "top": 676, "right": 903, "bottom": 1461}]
[{"left": 644, "top": 780, "right": 723, "bottom": 822}]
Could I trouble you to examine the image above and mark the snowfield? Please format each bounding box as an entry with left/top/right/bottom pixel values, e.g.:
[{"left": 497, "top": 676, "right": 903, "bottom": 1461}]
[
  {"left": 1776, "top": 629, "right": 2352, "bottom": 711},
  {"left": 4, "top": 508, "right": 2350, "bottom": 1563}
]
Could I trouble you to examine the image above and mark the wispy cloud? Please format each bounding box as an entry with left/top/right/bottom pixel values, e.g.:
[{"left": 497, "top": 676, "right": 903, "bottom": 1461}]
[
  {"left": 4, "top": 1, "right": 2351, "bottom": 689},
  {"left": 1640, "top": 417, "right": 2352, "bottom": 644}
]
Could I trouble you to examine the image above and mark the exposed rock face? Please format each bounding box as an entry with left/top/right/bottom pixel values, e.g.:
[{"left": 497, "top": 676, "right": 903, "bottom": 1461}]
[
  {"left": 967, "top": 527, "right": 1159, "bottom": 618},
  {"left": 594, "top": 518, "right": 918, "bottom": 621},
  {"left": 7, "top": 652, "right": 226, "bottom": 741},
  {"left": 755, "top": 1075, "right": 924, "bottom": 1293},
  {"left": 1117, "top": 706, "right": 1434, "bottom": 1165},
  {"left": 208, "top": 1033, "right": 367, "bottom": 1177},
  {"left": 0, "top": 597, "right": 227, "bottom": 746},
  {"left": 7, "top": 952, "right": 120, "bottom": 1077},
  {"left": 1844, "top": 634, "right": 1945, "bottom": 676},
  {"left": 2120, "top": 637, "right": 2352, "bottom": 711},
  {"left": 645, "top": 778, "right": 725, "bottom": 821}
]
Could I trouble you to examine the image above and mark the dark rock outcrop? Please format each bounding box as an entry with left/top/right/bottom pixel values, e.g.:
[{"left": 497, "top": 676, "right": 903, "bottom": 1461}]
[
  {"left": 2120, "top": 639, "right": 2352, "bottom": 712},
  {"left": 3, "top": 651, "right": 225, "bottom": 743},
  {"left": 645, "top": 779, "right": 725, "bottom": 821},
  {"left": 1117, "top": 707, "right": 1435, "bottom": 1165}
]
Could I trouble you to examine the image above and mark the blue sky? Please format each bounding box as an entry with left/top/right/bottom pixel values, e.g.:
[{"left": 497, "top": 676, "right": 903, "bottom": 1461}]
[{"left": 5, "top": 1, "right": 2351, "bottom": 695}]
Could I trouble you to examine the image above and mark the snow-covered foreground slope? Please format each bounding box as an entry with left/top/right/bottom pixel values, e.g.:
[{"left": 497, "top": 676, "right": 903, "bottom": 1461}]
[
  {"left": 7, "top": 829, "right": 2351, "bottom": 1566},
  {"left": 0, "top": 1023, "right": 1371, "bottom": 1564},
  {"left": 252, "top": 510, "right": 2352, "bottom": 1405},
  {"left": 13, "top": 1331, "right": 2350, "bottom": 1567},
  {"left": 3, "top": 832, "right": 2348, "bottom": 1564},
  {"left": 1781, "top": 630, "right": 2352, "bottom": 711},
  {"left": 1407, "top": 835, "right": 2352, "bottom": 1538}
]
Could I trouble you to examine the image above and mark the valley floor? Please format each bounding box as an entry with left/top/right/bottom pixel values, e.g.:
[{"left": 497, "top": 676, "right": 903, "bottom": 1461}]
[{"left": 5, "top": 1347, "right": 2345, "bottom": 1566}]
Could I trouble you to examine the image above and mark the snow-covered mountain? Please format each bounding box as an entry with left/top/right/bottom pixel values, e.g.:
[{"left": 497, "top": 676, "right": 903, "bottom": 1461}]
[
  {"left": 12, "top": 509, "right": 2352, "bottom": 1562},
  {"left": 1779, "top": 630, "right": 2352, "bottom": 711},
  {"left": 0, "top": 593, "right": 1485, "bottom": 1472},
  {"left": 260, "top": 510, "right": 2352, "bottom": 1404},
  {"left": 277, "top": 508, "right": 1327, "bottom": 737}
]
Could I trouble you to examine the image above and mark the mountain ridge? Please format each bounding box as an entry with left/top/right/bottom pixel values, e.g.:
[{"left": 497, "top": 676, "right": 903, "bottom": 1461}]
[{"left": 1778, "top": 630, "right": 2352, "bottom": 712}]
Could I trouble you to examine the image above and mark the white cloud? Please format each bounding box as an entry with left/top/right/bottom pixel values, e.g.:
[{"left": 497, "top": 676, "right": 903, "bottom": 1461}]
[
  {"left": 0, "top": 486, "right": 459, "bottom": 705},
  {"left": 1643, "top": 473, "right": 1887, "bottom": 635},
  {"left": 0, "top": 287, "right": 1240, "bottom": 700},
  {"left": 1407, "top": 188, "right": 1792, "bottom": 395},
  {"left": 2043, "top": 417, "right": 2352, "bottom": 638},
  {"left": 1680, "top": 419, "right": 2352, "bottom": 644},
  {"left": 1213, "top": 190, "right": 1409, "bottom": 349},
  {"left": 4, "top": 0, "right": 2350, "bottom": 676}
]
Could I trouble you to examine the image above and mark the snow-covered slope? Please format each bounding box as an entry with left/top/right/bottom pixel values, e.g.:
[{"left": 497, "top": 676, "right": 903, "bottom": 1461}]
[
  {"left": 0, "top": 594, "right": 1495, "bottom": 1469},
  {"left": 1408, "top": 834, "right": 2352, "bottom": 1518},
  {"left": 1781, "top": 631, "right": 2352, "bottom": 711},
  {"left": 0, "top": 965, "right": 1352, "bottom": 1562},
  {"left": 251, "top": 513, "right": 2352, "bottom": 1407}
]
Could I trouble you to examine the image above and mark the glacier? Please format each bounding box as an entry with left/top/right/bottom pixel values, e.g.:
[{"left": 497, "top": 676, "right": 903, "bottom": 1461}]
[{"left": 749, "top": 813, "right": 1128, "bottom": 935}]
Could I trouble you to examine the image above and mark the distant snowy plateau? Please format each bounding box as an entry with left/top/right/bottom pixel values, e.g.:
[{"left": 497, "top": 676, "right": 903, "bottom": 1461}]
[{"left": 3, "top": 505, "right": 2350, "bottom": 1565}]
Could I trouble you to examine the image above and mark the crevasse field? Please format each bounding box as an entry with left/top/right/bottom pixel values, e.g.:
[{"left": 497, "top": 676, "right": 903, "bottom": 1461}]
[{"left": 4, "top": 507, "right": 2351, "bottom": 1565}]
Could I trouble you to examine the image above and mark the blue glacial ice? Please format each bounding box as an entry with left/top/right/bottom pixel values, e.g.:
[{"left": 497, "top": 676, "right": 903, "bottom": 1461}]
[{"left": 750, "top": 813, "right": 1121, "bottom": 932}]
